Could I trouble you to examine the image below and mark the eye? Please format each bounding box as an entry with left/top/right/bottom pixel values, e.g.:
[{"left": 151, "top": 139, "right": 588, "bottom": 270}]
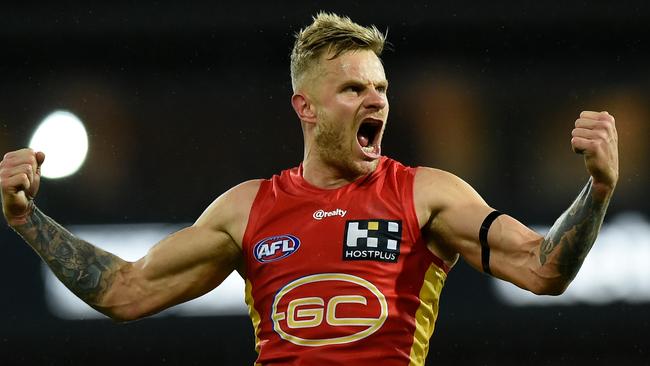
[
  {"left": 376, "top": 85, "right": 388, "bottom": 94},
  {"left": 343, "top": 84, "right": 363, "bottom": 94}
]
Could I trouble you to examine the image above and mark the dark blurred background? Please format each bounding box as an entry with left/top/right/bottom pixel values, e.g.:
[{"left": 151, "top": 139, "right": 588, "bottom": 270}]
[{"left": 1, "top": 1, "right": 648, "bottom": 365}]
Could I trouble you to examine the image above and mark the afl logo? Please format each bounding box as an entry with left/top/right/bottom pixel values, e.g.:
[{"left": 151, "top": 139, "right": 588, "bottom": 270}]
[
  {"left": 271, "top": 273, "right": 388, "bottom": 347},
  {"left": 254, "top": 234, "right": 300, "bottom": 263}
]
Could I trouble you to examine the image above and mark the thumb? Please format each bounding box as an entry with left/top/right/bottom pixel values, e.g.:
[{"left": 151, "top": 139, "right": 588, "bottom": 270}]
[
  {"left": 35, "top": 151, "right": 45, "bottom": 173},
  {"left": 25, "top": 151, "right": 45, "bottom": 200}
]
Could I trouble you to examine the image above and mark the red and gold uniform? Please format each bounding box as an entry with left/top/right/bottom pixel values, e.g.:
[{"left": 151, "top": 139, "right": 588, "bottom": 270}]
[{"left": 243, "top": 157, "right": 450, "bottom": 365}]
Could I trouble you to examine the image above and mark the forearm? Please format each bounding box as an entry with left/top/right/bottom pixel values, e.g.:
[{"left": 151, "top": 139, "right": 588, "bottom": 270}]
[
  {"left": 12, "top": 205, "right": 127, "bottom": 309},
  {"left": 538, "top": 177, "right": 612, "bottom": 291}
]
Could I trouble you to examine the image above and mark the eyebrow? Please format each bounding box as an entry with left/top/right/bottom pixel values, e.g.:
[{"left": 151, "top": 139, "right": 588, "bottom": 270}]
[{"left": 340, "top": 79, "right": 389, "bottom": 88}]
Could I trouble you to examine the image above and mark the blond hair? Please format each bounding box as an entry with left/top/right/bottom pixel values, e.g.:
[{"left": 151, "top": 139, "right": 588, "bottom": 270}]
[{"left": 290, "top": 12, "right": 386, "bottom": 91}]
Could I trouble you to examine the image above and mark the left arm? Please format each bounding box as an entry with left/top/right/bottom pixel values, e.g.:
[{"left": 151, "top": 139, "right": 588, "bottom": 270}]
[
  {"left": 417, "top": 111, "right": 618, "bottom": 295},
  {"left": 535, "top": 110, "right": 617, "bottom": 290},
  {"left": 537, "top": 177, "right": 608, "bottom": 285}
]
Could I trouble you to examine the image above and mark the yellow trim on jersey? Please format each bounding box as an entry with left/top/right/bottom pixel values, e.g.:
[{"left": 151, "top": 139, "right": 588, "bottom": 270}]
[
  {"left": 245, "top": 279, "right": 262, "bottom": 357},
  {"left": 408, "top": 264, "right": 447, "bottom": 366}
]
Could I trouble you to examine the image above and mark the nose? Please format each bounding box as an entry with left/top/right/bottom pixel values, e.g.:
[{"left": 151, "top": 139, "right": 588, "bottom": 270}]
[{"left": 363, "top": 87, "right": 387, "bottom": 111}]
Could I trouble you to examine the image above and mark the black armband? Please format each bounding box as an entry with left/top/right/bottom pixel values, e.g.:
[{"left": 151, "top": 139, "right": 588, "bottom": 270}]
[{"left": 479, "top": 210, "right": 503, "bottom": 276}]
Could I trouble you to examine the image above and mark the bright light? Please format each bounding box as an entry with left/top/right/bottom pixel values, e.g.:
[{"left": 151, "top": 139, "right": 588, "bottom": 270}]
[
  {"left": 28, "top": 110, "right": 89, "bottom": 179},
  {"left": 493, "top": 212, "right": 650, "bottom": 306},
  {"left": 42, "top": 223, "right": 247, "bottom": 320}
]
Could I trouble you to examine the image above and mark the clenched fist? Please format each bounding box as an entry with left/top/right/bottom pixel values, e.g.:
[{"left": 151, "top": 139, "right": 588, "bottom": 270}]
[
  {"left": 571, "top": 111, "right": 619, "bottom": 198},
  {"left": 0, "top": 149, "right": 46, "bottom": 226}
]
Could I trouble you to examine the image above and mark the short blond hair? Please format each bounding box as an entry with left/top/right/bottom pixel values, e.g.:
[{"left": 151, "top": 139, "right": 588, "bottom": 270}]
[{"left": 290, "top": 12, "right": 386, "bottom": 91}]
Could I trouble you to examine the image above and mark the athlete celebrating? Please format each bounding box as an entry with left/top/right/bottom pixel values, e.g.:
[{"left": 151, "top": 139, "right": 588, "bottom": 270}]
[{"left": 0, "top": 13, "right": 618, "bottom": 365}]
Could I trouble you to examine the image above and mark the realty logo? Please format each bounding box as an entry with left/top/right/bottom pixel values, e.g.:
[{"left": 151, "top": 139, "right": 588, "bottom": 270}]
[
  {"left": 313, "top": 208, "right": 347, "bottom": 220},
  {"left": 342, "top": 219, "right": 402, "bottom": 263}
]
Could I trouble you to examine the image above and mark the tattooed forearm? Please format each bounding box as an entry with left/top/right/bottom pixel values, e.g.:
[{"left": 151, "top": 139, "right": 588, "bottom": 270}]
[
  {"left": 13, "top": 206, "right": 126, "bottom": 305},
  {"left": 538, "top": 177, "right": 608, "bottom": 281}
]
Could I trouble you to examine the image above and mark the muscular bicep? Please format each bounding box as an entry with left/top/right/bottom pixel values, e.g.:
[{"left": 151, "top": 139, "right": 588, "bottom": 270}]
[
  {"left": 433, "top": 206, "right": 545, "bottom": 291},
  {"left": 139, "top": 225, "right": 240, "bottom": 310},
  {"left": 102, "top": 225, "right": 241, "bottom": 320},
  {"left": 101, "top": 180, "right": 259, "bottom": 320},
  {"left": 417, "top": 168, "right": 545, "bottom": 292}
]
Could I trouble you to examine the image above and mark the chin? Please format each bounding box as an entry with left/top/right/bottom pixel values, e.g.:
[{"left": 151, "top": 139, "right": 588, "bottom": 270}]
[
  {"left": 321, "top": 154, "right": 378, "bottom": 180},
  {"left": 349, "top": 157, "right": 380, "bottom": 177}
]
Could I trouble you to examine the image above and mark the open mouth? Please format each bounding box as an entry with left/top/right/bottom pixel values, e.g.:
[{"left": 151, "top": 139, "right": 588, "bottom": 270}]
[{"left": 356, "top": 118, "right": 383, "bottom": 158}]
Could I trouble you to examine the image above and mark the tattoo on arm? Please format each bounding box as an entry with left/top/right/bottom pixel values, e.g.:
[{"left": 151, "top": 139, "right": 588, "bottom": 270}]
[
  {"left": 13, "top": 206, "right": 125, "bottom": 306},
  {"left": 538, "top": 177, "right": 608, "bottom": 281}
]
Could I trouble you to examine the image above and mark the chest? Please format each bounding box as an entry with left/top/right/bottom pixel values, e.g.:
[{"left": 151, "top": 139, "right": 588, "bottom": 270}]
[{"left": 244, "top": 189, "right": 419, "bottom": 283}]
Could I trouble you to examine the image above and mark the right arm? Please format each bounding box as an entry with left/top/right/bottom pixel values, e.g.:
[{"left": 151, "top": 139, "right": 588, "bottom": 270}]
[{"left": 1, "top": 148, "right": 259, "bottom": 321}]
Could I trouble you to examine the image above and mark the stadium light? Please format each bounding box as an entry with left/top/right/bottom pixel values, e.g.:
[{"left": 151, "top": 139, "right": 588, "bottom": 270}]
[{"left": 28, "top": 110, "right": 89, "bottom": 179}]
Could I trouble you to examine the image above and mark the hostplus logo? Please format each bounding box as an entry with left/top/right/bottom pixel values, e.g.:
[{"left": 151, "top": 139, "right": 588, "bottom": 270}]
[{"left": 342, "top": 219, "right": 402, "bottom": 263}]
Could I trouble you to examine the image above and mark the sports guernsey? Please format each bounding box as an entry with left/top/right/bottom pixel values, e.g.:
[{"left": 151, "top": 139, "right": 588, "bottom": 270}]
[{"left": 242, "top": 157, "right": 450, "bottom": 366}]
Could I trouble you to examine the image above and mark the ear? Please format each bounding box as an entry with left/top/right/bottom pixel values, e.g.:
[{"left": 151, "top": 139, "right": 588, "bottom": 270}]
[{"left": 291, "top": 93, "right": 317, "bottom": 124}]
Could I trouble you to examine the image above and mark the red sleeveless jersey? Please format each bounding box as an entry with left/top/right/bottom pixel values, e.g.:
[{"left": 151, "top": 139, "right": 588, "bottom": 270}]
[{"left": 242, "top": 157, "right": 450, "bottom": 366}]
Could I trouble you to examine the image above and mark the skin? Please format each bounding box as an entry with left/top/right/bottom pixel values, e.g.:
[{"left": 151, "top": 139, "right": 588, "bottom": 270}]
[
  {"left": 0, "top": 49, "right": 618, "bottom": 321},
  {"left": 292, "top": 50, "right": 389, "bottom": 187}
]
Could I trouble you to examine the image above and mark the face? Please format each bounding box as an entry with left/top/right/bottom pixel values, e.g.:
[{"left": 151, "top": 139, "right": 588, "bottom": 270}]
[{"left": 307, "top": 49, "right": 389, "bottom": 177}]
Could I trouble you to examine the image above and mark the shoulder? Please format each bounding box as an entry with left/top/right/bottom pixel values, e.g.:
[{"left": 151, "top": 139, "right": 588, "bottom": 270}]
[
  {"left": 414, "top": 167, "right": 481, "bottom": 201},
  {"left": 207, "top": 179, "right": 263, "bottom": 219},
  {"left": 194, "top": 179, "right": 264, "bottom": 246},
  {"left": 223, "top": 179, "right": 264, "bottom": 203},
  {"left": 413, "top": 167, "right": 487, "bottom": 225}
]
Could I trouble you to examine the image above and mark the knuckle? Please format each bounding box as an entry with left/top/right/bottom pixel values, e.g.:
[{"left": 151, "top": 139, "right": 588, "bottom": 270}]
[
  {"left": 17, "top": 172, "right": 28, "bottom": 182},
  {"left": 0, "top": 160, "right": 12, "bottom": 171},
  {"left": 606, "top": 122, "right": 616, "bottom": 133},
  {"left": 598, "top": 119, "right": 611, "bottom": 127},
  {"left": 601, "top": 123, "right": 615, "bottom": 137}
]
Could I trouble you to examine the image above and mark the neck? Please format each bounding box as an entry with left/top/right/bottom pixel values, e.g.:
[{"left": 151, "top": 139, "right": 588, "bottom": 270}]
[
  {"left": 301, "top": 157, "right": 361, "bottom": 189},
  {"left": 301, "top": 145, "right": 381, "bottom": 189}
]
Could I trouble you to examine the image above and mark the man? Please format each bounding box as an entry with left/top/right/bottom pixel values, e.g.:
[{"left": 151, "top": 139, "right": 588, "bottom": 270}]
[{"left": 0, "top": 13, "right": 618, "bottom": 365}]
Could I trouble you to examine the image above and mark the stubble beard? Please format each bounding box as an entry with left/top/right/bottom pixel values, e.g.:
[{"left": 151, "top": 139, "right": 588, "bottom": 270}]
[{"left": 313, "top": 112, "right": 378, "bottom": 179}]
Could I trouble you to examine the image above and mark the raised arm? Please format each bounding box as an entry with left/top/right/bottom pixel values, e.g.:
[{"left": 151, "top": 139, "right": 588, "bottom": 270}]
[
  {"left": 415, "top": 111, "right": 618, "bottom": 295},
  {"left": 1, "top": 148, "right": 260, "bottom": 321}
]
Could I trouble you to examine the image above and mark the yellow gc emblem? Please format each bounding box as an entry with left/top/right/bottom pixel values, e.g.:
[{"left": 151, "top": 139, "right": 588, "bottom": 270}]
[{"left": 271, "top": 273, "right": 388, "bottom": 347}]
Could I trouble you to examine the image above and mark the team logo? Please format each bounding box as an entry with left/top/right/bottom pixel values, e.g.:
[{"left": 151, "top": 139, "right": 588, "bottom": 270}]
[
  {"left": 253, "top": 234, "right": 300, "bottom": 263},
  {"left": 271, "top": 273, "right": 388, "bottom": 347},
  {"left": 342, "top": 220, "right": 402, "bottom": 263}
]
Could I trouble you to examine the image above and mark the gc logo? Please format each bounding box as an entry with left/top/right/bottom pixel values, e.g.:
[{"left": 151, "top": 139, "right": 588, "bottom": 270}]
[{"left": 271, "top": 273, "right": 388, "bottom": 347}]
